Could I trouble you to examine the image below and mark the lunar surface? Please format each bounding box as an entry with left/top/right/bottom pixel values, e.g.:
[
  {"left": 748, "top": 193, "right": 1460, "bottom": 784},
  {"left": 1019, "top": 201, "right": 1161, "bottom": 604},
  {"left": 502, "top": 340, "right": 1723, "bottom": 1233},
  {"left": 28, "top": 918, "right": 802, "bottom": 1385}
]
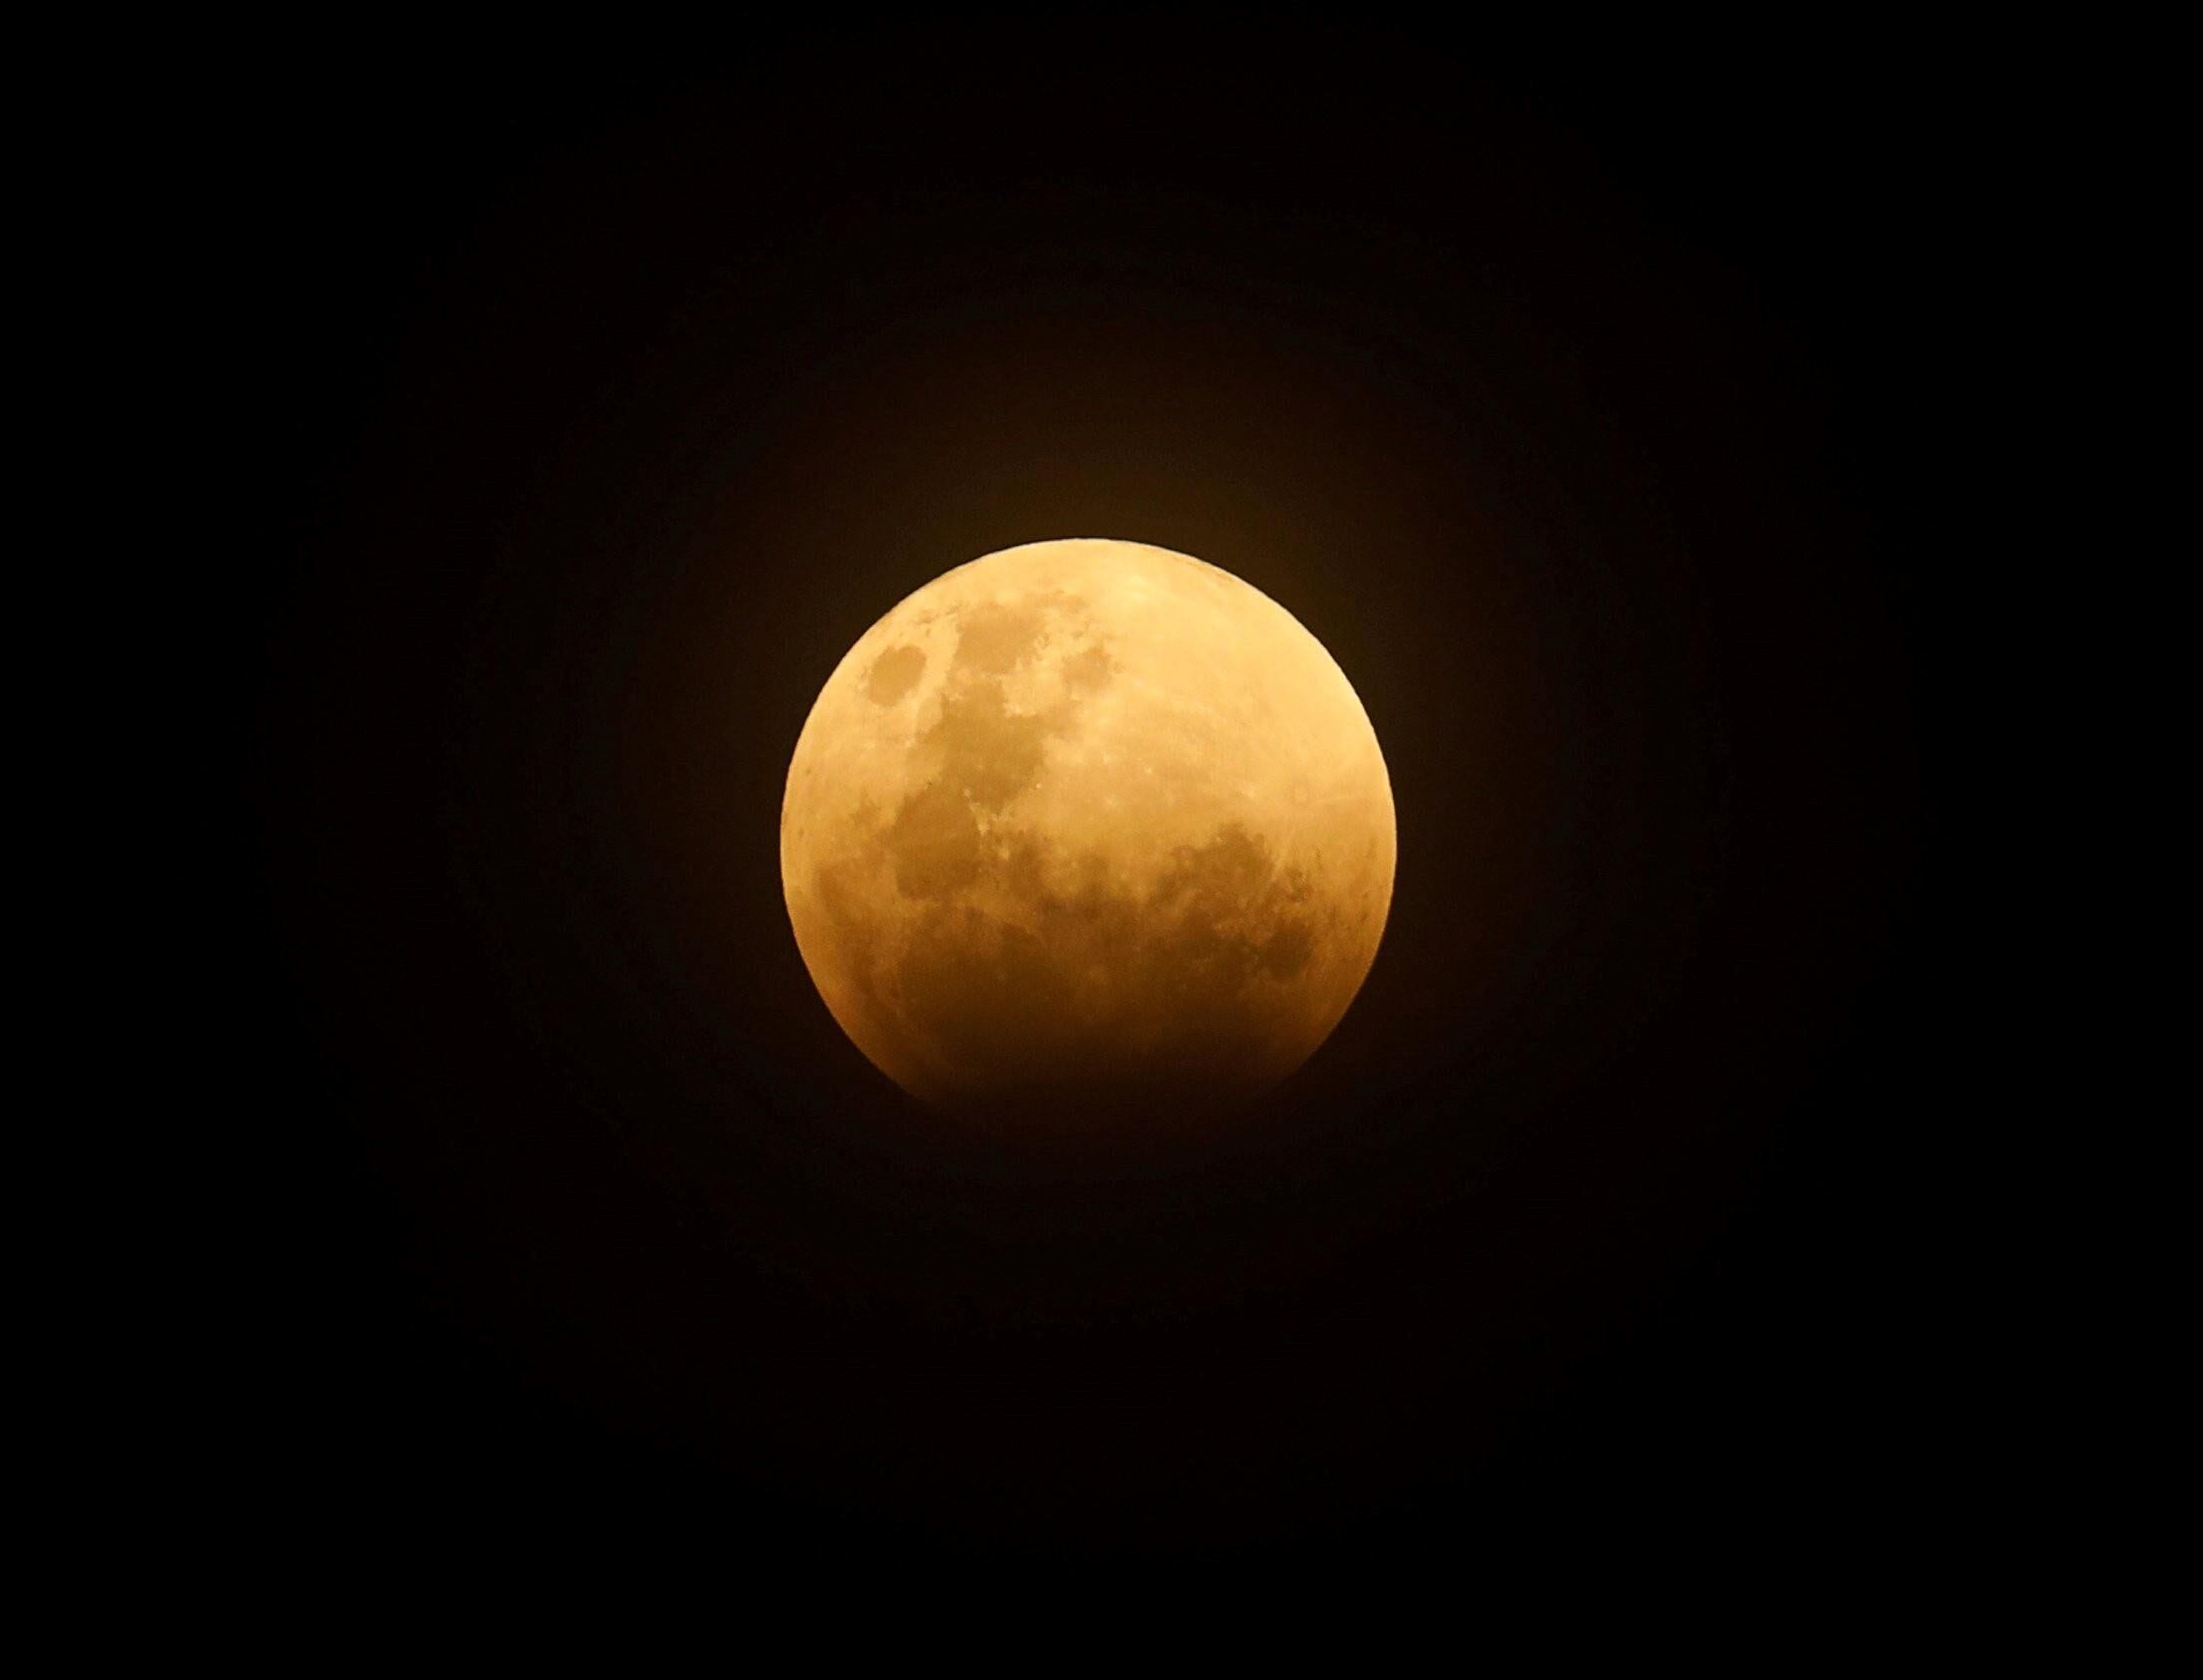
[{"left": 781, "top": 539, "right": 1395, "bottom": 1121}]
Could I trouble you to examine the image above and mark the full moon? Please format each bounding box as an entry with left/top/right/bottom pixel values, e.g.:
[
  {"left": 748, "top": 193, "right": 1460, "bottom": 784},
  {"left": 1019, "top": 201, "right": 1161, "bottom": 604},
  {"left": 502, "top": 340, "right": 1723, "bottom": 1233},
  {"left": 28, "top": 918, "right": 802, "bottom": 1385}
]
[{"left": 781, "top": 538, "right": 1395, "bottom": 1122}]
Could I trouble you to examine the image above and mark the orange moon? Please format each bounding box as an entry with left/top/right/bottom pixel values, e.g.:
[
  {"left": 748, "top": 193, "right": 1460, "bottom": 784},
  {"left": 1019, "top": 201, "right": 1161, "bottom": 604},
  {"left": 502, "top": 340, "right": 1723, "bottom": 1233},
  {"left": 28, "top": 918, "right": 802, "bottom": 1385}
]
[{"left": 781, "top": 539, "right": 1395, "bottom": 1121}]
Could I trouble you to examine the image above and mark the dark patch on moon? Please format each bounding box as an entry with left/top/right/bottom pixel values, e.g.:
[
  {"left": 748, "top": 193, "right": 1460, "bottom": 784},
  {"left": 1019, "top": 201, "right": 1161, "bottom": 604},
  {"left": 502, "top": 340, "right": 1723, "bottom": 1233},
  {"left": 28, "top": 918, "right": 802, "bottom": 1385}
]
[
  {"left": 865, "top": 645, "right": 926, "bottom": 704},
  {"left": 1147, "top": 823, "right": 1318, "bottom": 987},
  {"left": 871, "top": 597, "right": 1103, "bottom": 905},
  {"left": 1062, "top": 643, "right": 1115, "bottom": 692},
  {"left": 1258, "top": 920, "right": 1317, "bottom": 979},
  {"left": 885, "top": 780, "right": 984, "bottom": 898},
  {"left": 953, "top": 602, "right": 1048, "bottom": 675},
  {"left": 928, "top": 678, "right": 1055, "bottom": 811}
]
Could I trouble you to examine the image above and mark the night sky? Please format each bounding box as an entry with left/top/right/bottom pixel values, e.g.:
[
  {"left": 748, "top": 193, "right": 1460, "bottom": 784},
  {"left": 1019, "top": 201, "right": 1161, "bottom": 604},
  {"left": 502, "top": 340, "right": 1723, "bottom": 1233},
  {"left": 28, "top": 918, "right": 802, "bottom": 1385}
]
[{"left": 232, "top": 18, "right": 1947, "bottom": 1581}]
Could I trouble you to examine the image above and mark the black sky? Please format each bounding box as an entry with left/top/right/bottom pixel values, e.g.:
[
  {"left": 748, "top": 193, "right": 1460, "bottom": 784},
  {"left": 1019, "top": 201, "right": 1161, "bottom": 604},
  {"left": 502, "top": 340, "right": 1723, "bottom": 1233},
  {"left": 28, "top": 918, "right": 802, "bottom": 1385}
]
[{"left": 229, "top": 16, "right": 1950, "bottom": 1583}]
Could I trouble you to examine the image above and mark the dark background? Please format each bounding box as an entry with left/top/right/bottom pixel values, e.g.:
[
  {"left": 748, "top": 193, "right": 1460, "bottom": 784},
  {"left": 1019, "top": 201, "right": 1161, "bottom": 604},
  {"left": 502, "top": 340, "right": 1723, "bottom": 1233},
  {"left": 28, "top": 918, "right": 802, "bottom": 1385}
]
[{"left": 228, "top": 16, "right": 1948, "bottom": 1579}]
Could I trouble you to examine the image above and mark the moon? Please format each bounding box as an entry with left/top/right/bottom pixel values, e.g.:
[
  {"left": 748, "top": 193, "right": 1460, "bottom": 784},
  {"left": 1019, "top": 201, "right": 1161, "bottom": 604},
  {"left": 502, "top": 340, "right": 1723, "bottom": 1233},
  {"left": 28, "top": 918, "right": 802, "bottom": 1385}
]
[{"left": 781, "top": 538, "right": 1395, "bottom": 1122}]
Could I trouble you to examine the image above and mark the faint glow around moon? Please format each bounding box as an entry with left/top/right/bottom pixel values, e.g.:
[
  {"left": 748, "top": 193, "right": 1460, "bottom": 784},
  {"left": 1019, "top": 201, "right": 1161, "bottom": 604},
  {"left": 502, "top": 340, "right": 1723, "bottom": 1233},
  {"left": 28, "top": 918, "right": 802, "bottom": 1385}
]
[{"left": 781, "top": 538, "right": 1396, "bottom": 1120}]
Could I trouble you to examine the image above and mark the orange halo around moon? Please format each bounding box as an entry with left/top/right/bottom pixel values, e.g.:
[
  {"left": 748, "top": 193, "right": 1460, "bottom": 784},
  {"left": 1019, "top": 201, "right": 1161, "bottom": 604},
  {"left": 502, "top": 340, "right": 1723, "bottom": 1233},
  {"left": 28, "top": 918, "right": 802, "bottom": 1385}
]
[{"left": 780, "top": 538, "right": 1396, "bottom": 1121}]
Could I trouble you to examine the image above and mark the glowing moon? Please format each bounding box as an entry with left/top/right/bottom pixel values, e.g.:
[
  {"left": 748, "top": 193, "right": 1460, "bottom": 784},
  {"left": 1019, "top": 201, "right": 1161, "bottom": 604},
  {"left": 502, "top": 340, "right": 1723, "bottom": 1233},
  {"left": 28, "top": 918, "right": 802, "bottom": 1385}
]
[{"left": 781, "top": 538, "right": 1395, "bottom": 1120}]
